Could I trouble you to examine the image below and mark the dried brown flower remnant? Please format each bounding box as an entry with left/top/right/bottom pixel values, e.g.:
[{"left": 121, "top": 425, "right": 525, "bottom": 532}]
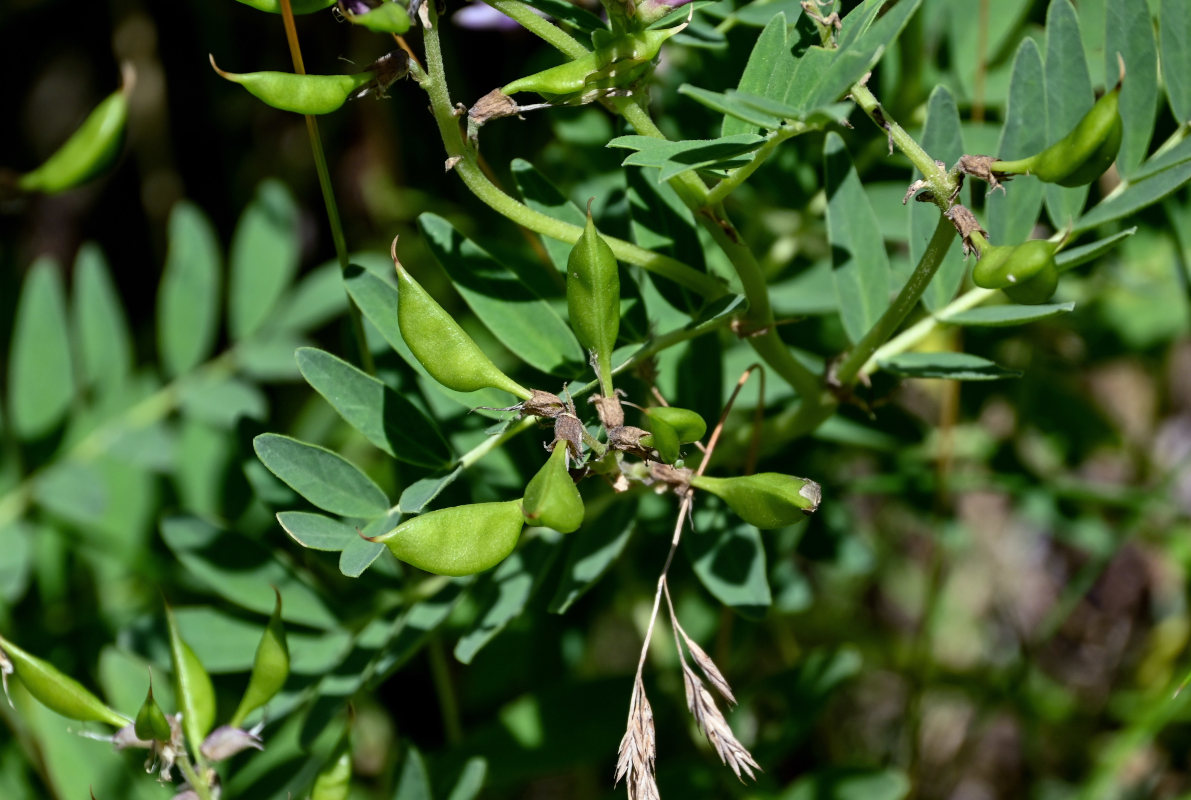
[
  {"left": 944, "top": 204, "right": 988, "bottom": 258},
  {"left": 957, "top": 154, "right": 1015, "bottom": 193},
  {"left": 615, "top": 677, "right": 660, "bottom": 800}
]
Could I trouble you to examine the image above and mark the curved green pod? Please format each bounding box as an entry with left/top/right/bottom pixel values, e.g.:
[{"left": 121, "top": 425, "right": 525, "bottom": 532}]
[
  {"left": 971, "top": 240, "right": 1058, "bottom": 291},
  {"left": 340, "top": 0, "right": 410, "bottom": 33},
  {"left": 522, "top": 443, "right": 585, "bottom": 533},
  {"left": 1002, "top": 264, "right": 1059, "bottom": 305},
  {"left": 394, "top": 247, "right": 531, "bottom": 399},
  {"left": 690, "top": 473, "right": 822, "bottom": 529},
  {"left": 19, "top": 68, "right": 131, "bottom": 194},
  {"left": 371, "top": 500, "right": 526, "bottom": 576},
  {"left": 0, "top": 634, "right": 129, "bottom": 727},
  {"left": 229, "top": 590, "right": 289, "bottom": 728},
  {"left": 166, "top": 604, "right": 216, "bottom": 752},
  {"left": 644, "top": 406, "right": 706, "bottom": 444},
  {"left": 993, "top": 85, "right": 1121, "bottom": 187},
  {"left": 210, "top": 56, "right": 374, "bottom": 115}
]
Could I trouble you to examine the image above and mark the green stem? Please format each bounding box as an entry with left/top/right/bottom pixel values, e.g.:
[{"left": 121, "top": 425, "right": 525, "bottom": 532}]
[
  {"left": 175, "top": 750, "right": 215, "bottom": 800},
  {"left": 864, "top": 287, "right": 995, "bottom": 376},
  {"left": 616, "top": 100, "right": 823, "bottom": 403},
  {"left": 426, "top": 635, "right": 463, "bottom": 746},
  {"left": 413, "top": 29, "right": 725, "bottom": 299},
  {"left": 835, "top": 215, "right": 956, "bottom": 386},
  {"left": 458, "top": 416, "right": 537, "bottom": 469},
  {"left": 483, "top": 0, "right": 589, "bottom": 58},
  {"left": 704, "top": 125, "right": 803, "bottom": 207},
  {"left": 278, "top": 0, "right": 375, "bottom": 374},
  {"left": 849, "top": 82, "right": 956, "bottom": 208}
]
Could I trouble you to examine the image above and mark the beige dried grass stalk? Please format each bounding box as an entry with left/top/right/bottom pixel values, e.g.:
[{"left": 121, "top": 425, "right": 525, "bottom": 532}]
[{"left": 615, "top": 676, "right": 660, "bottom": 800}]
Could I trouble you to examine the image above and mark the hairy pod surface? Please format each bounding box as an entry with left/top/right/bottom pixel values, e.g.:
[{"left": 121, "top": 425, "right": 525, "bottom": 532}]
[
  {"left": 373, "top": 500, "right": 526, "bottom": 576},
  {"left": 522, "top": 443, "right": 585, "bottom": 533},
  {"left": 0, "top": 635, "right": 129, "bottom": 727},
  {"left": 19, "top": 77, "right": 130, "bottom": 194},
  {"left": 394, "top": 254, "right": 530, "bottom": 399},
  {"left": 690, "top": 473, "right": 823, "bottom": 529}
]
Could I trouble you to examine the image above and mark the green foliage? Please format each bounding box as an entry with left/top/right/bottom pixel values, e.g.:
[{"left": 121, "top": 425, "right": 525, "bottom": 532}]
[{"left": 4, "top": 0, "right": 1191, "bottom": 798}]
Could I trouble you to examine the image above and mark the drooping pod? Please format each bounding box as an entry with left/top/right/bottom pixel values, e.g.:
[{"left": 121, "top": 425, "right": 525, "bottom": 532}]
[
  {"left": 640, "top": 406, "right": 706, "bottom": 464},
  {"left": 522, "top": 443, "right": 585, "bottom": 533},
  {"left": 337, "top": 0, "right": 410, "bottom": 32},
  {"left": 567, "top": 206, "right": 620, "bottom": 391},
  {"left": 0, "top": 634, "right": 129, "bottom": 727},
  {"left": 369, "top": 500, "right": 526, "bottom": 576},
  {"left": 393, "top": 239, "right": 531, "bottom": 399},
  {"left": 18, "top": 64, "right": 133, "bottom": 194},
  {"left": 992, "top": 83, "right": 1122, "bottom": 187},
  {"left": 229, "top": 590, "right": 289, "bottom": 728},
  {"left": 209, "top": 51, "right": 407, "bottom": 115},
  {"left": 971, "top": 239, "right": 1060, "bottom": 304},
  {"left": 690, "top": 473, "right": 822, "bottom": 529}
]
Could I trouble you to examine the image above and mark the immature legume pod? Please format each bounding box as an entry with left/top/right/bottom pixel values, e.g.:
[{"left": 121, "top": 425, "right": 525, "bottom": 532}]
[
  {"left": 567, "top": 209, "right": 621, "bottom": 385},
  {"left": 19, "top": 66, "right": 132, "bottom": 194},
  {"left": 0, "top": 634, "right": 129, "bottom": 727},
  {"left": 393, "top": 241, "right": 531, "bottom": 399},
  {"left": 210, "top": 55, "right": 375, "bottom": 115},
  {"left": 690, "top": 473, "right": 822, "bottom": 529},
  {"left": 134, "top": 683, "right": 173, "bottom": 742},
  {"left": 993, "top": 85, "right": 1121, "bottom": 187},
  {"left": 339, "top": 0, "right": 410, "bottom": 32},
  {"left": 522, "top": 443, "right": 585, "bottom": 533},
  {"left": 371, "top": 500, "right": 525, "bottom": 576},
  {"left": 971, "top": 240, "right": 1058, "bottom": 291},
  {"left": 234, "top": 0, "right": 337, "bottom": 13},
  {"left": 229, "top": 590, "right": 289, "bottom": 728}
]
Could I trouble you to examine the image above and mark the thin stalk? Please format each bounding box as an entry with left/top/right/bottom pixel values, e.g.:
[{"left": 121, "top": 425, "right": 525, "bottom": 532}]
[
  {"left": 458, "top": 416, "right": 537, "bottom": 469},
  {"left": 426, "top": 635, "right": 463, "bottom": 745},
  {"left": 616, "top": 100, "right": 823, "bottom": 403},
  {"left": 835, "top": 214, "right": 956, "bottom": 386},
  {"left": 704, "top": 125, "right": 803, "bottom": 207},
  {"left": 483, "top": 0, "right": 589, "bottom": 58},
  {"left": 864, "top": 287, "right": 995, "bottom": 375},
  {"left": 278, "top": 0, "right": 375, "bottom": 374},
  {"left": 849, "top": 82, "right": 956, "bottom": 207},
  {"left": 175, "top": 751, "right": 215, "bottom": 800},
  {"left": 409, "top": 47, "right": 725, "bottom": 298}
]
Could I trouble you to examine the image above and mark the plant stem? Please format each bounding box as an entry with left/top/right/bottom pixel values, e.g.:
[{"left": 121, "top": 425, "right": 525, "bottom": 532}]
[
  {"left": 616, "top": 100, "right": 824, "bottom": 404},
  {"left": 849, "top": 81, "right": 957, "bottom": 208},
  {"left": 835, "top": 214, "right": 957, "bottom": 385},
  {"left": 175, "top": 750, "right": 215, "bottom": 800},
  {"left": 483, "top": 0, "right": 589, "bottom": 59},
  {"left": 426, "top": 635, "right": 463, "bottom": 745},
  {"left": 278, "top": 0, "right": 375, "bottom": 374},
  {"left": 704, "top": 125, "right": 803, "bottom": 207},
  {"left": 864, "top": 286, "right": 995, "bottom": 376},
  {"left": 413, "top": 25, "right": 725, "bottom": 299}
]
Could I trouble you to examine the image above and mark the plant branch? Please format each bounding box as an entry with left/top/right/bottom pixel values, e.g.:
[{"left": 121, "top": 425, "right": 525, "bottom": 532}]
[
  {"left": 483, "top": 0, "right": 589, "bottom": 58},
  {"left": 413, "top": 23, "right": 726, "bottom": 299},
  {"left": 278, "top": 0, "right": 375, "bottom": 374},
  {"left": 834, "top": 214, "right": 957, "bottom": 386},
  {"left": 864, "top": 286, "right": 996, "bottom": 376},
  {"left": 704, "top": 124, "right": 804, "bottom": 207}
]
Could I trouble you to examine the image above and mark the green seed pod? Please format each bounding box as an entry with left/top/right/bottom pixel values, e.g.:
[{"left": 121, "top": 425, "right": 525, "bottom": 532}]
[
  {"left": 234, "top": 0, "right": 336, "bottom": 12},
  {"left": 644, "top": 407, "right": 707, "bottom": 444},
  {"left": 640, "top": 418, "right": 680, "bottom": 464},
  {"left": 690, "top": 473, "right": 822, "bottom": 529},
  {"left": 1003, "top": 262, "right": 1059, "bottom": 305},
  {"left": 0, "top": 635, "right": 129, "bottom": 727},
  {"left": 338, "top": 0, "right": 410, "bottom": 32},
  {"left": 311, "top": 735, "right": 353, "bottom": 800},
  {"left": 567, "top": 208, "right": 620, "bottom": 387},
  {"left": 370, "top": 500, "right": 525, "bottom": 576},
  {"left": 502, "top": 26, "right": 681, "bottom": 101},
  {"left": 209, "top": 55, "right": 393, "bottom": 115},
  {"left": 19, "top": 66, "right": 132, "bottom": 194},
  {"left": 229, "top": 589, "right": 289, "bottom": 728},
  {"left": 993, "top": 85, "right": 1121, "bottom": 186},
  {"left": 394, "top": 242, "right": 530, "bottom": 399},
  {"left": 522, "top": 443, "right": 585, "bottom": 533},
  {"left": 971, "top": 240, "right": 1058, "bottom": 291},
  {"left": 134, "top": 679, "right": 173, "bottom": 743},
  {"left": 166, "top": 604, "right": 215, "bottom": 752}
]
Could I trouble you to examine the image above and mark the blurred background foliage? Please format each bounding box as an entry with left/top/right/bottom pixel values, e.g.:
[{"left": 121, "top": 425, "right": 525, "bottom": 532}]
[{"left": 2, "top": 0, "right": 1191, "bottom": 798}]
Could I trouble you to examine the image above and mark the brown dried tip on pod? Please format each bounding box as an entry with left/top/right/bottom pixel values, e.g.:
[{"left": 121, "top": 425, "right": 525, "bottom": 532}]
[{"left": 956, "top": 154, "right": 1015, "bottom": 192}]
